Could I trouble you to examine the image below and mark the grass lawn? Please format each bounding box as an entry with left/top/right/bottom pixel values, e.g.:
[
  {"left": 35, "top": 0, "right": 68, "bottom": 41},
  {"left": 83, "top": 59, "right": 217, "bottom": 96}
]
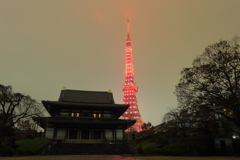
[{"left": 16, "top": 137, "right": 52, "bottom": 154}]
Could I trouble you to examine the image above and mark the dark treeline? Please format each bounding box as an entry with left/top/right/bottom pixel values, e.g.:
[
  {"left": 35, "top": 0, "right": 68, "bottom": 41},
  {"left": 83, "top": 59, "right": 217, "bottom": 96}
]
[
  {"left": 161, "top": 36, "right": 240, "bottom": 155},
  {"left": 133, "top": 36, "right": 240, "bottom": 156}
]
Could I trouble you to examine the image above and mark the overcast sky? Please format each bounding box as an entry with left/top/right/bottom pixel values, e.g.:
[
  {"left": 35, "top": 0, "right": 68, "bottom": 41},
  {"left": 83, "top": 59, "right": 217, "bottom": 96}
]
[{"left": 1, "top": 0, "right": 240, "bottom": 126}]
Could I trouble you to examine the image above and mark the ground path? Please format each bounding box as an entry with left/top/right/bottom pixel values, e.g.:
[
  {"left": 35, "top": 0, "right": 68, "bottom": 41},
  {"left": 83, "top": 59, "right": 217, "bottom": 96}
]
[
  {"left": 1, "top": 155, "right": 240, "bottom": 160},
  {"left": 131, "top": 156, "right": 240, "bottom": 160}
]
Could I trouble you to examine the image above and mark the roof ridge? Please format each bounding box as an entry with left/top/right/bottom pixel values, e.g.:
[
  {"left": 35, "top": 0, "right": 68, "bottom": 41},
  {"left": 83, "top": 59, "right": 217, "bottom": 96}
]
[{"left": 65, "top": 89, "right": 110, "bottom": 93}]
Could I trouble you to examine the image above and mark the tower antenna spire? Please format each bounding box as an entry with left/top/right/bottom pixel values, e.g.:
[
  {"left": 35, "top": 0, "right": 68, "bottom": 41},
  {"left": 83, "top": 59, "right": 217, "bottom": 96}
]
[
  {"left": 127, "top": 14, "right": 130, "bottom": 38},
  {"left": 121, "top": 16, "right": 143, "bottom": 132}
]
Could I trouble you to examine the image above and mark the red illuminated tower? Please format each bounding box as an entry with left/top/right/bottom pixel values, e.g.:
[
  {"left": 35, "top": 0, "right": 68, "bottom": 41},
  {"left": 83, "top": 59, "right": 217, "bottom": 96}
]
[{"left": 121, "top": 19, "right": 143, "bottom": 132}]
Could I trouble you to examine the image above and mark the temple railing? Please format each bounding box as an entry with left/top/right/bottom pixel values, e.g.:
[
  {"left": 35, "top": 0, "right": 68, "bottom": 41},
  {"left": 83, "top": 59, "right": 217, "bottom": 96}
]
[
  {"left": 40, "top": 140, "right": 58, "bottom": 155},
  {"left": 125, "top": 143, "right": 138, "bottom": 154},
  {"left": 45, "top": 136, "right": 66, "bottom": 141},
  {"left": 63, "top": 139, "right": 104, "bottom": 143},
  {"left": 45, "top": 136, "right": 125, "bottom": 143},
  {"left": 105, "top": 137, "right": 126, "bottom": 144},
  {"left": 106, "top": 137, "right": 124, "bottom": 140},
  {"left": 46, "top": 136, "right": 124, "bottom": 140}
]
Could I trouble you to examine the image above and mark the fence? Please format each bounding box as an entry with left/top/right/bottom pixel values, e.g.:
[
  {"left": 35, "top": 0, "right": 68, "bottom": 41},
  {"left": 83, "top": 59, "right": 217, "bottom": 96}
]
[{"left": 41, "top": 140, "right": 58, "bottom": 155}]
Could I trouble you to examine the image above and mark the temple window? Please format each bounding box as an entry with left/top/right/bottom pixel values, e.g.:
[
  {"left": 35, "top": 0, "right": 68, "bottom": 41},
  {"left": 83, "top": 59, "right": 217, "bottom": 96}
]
[
  {"left": 116, "top": 129, "right": 123, "bottom": 139},
  {"left": 71, "top": 112, "right": 80, "bottom": 117},
  {"left": 82, "top": 110, "right": 91, "bottom": 117},
  {"left": 93, "top": 111, "right": 102, "bottom": 118},
  {"left": 103, "top": 113, "right": 112, "bottom": 118},
  {"left": 57, "top": 128, "right": 66, "bottom": 139},
  {"left": 59, "top": 109, "right": 70, "bottom": 117},
  {"left": 81, "top": 131, "right": 90, "bottom": 139},
  {"left": 60, "top": 112, "right": 69, "bottom": 116},
  {"left": 93, "top": 113, "right": 101, "bottom": 118},
  {"left": 103, "top": 111, "right": 113, "bottom": 118},
  {"left": 105, "top": 130, "right": 113, "bottom": 139},
  {"left": 45, "top": 128, "right": 54, "bottom": 138},
  {"left": 70, "top": 110, "right": 80, "bottom": 117}
]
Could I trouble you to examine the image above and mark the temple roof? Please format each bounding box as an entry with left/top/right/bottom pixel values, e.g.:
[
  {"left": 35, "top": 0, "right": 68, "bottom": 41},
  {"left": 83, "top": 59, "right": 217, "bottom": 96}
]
[
  {"left": 42, "top": 100, "right": 129, "bottom": 118},
  {"left": 42, "top": 89, "right": 129, "bottom": 118},
  {"left": 42, "top": 100, "right": 127, "bottom": 107},
  {"left": 58, "top": 89, "right": 115, "bottom": 104}
]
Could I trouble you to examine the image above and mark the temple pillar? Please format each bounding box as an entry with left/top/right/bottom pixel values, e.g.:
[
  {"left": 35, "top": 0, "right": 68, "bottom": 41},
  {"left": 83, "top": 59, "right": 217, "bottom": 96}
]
[
  {"left": 113, "top": 129, "right": 116, "bottom": 140},
  {"left": 90, "top": 128, "right": 93, "bottom": 139},
  {"left": 78, "top": 129, "right": 81, "bottom": 139},
  {"left": 103, "top": 128, "right": 106, "bottom": 140},
  {"left": 53, "top": 128, "right": 57, "bottom": 139},
  {"left": 122, "top": 128, "right": 125, "bottom": 140},
  {"left": 66, "top": 128, "right": 68, "bottom": 139}
]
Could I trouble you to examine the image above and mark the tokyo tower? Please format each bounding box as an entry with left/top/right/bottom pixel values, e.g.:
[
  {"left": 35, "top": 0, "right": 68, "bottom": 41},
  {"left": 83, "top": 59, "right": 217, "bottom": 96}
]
[{"left": 121, "top": 18, "right": 143, "bottom": 132}]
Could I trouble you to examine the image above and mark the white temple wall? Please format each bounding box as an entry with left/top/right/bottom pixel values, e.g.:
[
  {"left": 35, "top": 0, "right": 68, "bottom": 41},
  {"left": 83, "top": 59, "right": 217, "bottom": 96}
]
[
  {"left": 57, "top": 128, "right": 66, "bottom": 138},
  {"left": 105, "top": 129, "right": 113, "bottom": 139},
  {"left": 45, "top": 128, "right": 54, "bottom": 137},
  {"left": 116, "top": 129, "right": 123, "bottom": 139}
]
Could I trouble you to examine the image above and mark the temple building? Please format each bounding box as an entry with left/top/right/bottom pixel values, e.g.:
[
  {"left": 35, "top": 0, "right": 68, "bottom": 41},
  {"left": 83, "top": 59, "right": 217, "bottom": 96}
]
[{"left": 33, "top": 88, "right": 136, "bottom": 143}]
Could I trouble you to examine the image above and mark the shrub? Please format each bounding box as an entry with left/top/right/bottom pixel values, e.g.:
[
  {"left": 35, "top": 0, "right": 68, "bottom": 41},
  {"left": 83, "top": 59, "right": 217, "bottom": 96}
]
[
  {"left": 160, "top": 142, "right": 187, "bottom": 156},
  {"left": 188, "top": 141, "right": 209, "bottom": 155},
  {"left": 16, "top": 148, "right": 27, "bottom": 155},
  {"left": 26, "top": 134, "right": 34, "bottom": 139},
  {"left": 151, "top": 148, "right": 161, "bottom": 154},
  {"left": 233, "top": 138, "right": 240, "bottom": 153},
  {"left": 0, "top": 146, "right": 16, "bottom": 156},
  {"left": 160, "top": 141, "right": 210, "bottom": 156},
  {"left": 141, "top": 139, "right": 161, "bottom": 154},
  {"left": 137, "top": 143, "right": 143, "bottom": 153},
  {"left": 16, "top": 137, "right": 52, "bottom": 155},
  {"left": 147, "top": 135, "right": 168, "bottom": 150}
]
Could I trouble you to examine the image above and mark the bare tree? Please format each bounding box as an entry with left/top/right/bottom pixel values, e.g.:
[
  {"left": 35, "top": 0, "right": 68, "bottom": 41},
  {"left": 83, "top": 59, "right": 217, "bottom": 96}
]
[
  {"left": 0, "top": 84, "right": 44, "bottom": 143},
  {"left": 163, "top": 108, "right": 191, "bottom": 136},
  {"left": 163, "top": 107, "right": 195, "bottom": 153},
  {"left": 175, "top": 36, "right": 240, "bottom": 135},
  {"left": 140, "top": 122, "right": 155, "bottom": 138}
]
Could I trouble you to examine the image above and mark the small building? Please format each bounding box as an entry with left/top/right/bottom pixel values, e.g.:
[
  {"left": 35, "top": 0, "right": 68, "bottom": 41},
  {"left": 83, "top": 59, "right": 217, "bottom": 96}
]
[
  {"left": 215, "top": 121, "right": 233, "bottom": 155},
  {"left": 154, "top": 122, "right": 168, "bottom": 133},
  {"left": 33, "top": 89, "right": 136, "bottom": 143}
]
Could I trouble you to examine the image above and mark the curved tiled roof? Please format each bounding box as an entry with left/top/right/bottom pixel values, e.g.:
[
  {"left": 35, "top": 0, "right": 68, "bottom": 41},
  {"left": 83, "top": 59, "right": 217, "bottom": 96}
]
[
  {"left": 42, "top": 89, "right": 129, "bottom": 118},
  {"left": 58, "top": 89, "right": 115, "bottom": 104}
]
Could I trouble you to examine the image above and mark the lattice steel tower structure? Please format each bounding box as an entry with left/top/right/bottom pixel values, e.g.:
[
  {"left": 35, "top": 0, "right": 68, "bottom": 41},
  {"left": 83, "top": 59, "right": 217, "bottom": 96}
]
[{"left": 121, "top": 19, "right": 143, "bottom": 132}]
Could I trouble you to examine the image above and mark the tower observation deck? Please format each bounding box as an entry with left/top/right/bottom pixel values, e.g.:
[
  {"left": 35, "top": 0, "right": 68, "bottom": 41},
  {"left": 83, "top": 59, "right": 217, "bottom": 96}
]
[{"left": 121, "top": 19, "right": 143, "bottom": 132}]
